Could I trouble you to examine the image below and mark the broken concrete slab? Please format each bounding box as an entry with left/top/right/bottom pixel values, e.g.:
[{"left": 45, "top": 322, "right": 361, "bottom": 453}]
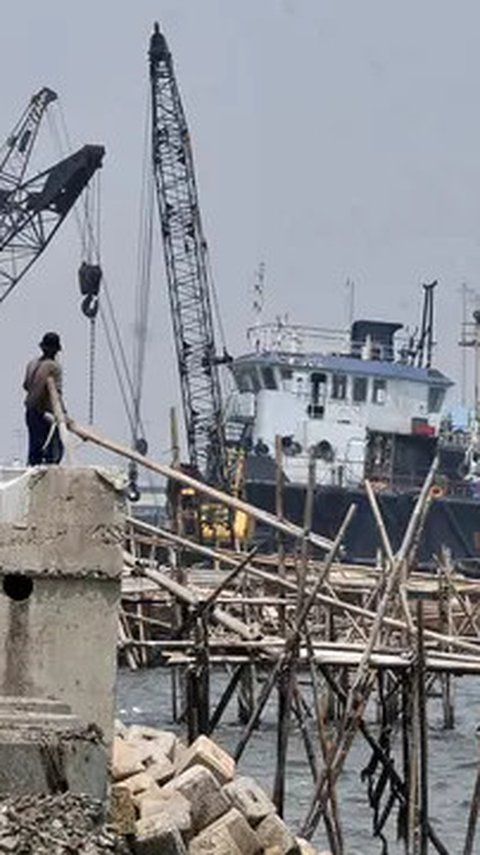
[
  {"left": 145, "top": 755, "right": 175, "bottom": 785},
  {"left": 111, "top": 737, "right": 144, "bottom": 781},
  {"left": 223, "top": 775, "right": 275, "bottom": 827},
  {"left": 135, "top": 813, "right": 188, "bottom": 855},
  {"left": 162, "top": 763, "right": 230, "bottom": 834},
  {"left": 176, "top": 734, "right": 235, "bottom": 784},
  {"left": 138, "top": 789, "right": 192, "bottom": 838},
  {"left": 256, "top": 813, "right": 302, "bottom": 854},
  {"left": 189, "top": 807, "right": 261, "bottom": 855}
]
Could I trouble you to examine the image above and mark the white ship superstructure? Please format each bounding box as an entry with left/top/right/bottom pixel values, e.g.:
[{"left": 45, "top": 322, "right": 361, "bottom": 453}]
[{"left": 227, "top": 318, "right": 453, "bottom": 488}]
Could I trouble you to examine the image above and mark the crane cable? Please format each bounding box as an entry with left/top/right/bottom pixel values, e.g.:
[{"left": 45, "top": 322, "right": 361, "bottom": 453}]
[
  {"left": 47, "top": 102, "right": 146, "bottom": 439},
  {"left": 132, "top": 99, "right": 154, "bottom": 452}
]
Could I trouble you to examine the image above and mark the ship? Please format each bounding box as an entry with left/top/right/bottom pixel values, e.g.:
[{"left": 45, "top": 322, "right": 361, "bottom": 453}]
[{"left": 225, "top": 307, "right": 480, "bottom": 568}]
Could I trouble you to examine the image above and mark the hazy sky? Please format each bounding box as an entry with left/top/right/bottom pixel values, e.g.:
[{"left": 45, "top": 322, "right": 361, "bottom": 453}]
[{"left": 1, "top": 1, "right": 480, "bottom": 466}]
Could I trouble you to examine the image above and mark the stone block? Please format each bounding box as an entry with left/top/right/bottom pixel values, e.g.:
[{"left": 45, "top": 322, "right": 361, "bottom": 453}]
[
  {"left": 138, "top": 790, "right": 192, "bottom": 839},
  {"left": 135, "top": 813, "right": 188, "bottom": 855},
  {"left": 162, "top": 763, "right": 229, "bottom": 834},
  {"left": 108, "top": 784, "right": 136, "bottom": 835},
  {"left": 189, "top": 807, "right": 261, "bottom": 855},
  {"left": 256, "top": 813, "right": 301, "bottom": 854},
  {"left": 176, "top": 734, "right": 235, "bottom": 784},
  {"left": 111, "top": 736, "right": 144, "bottom": 781},
  {"left": 223, "top": 775, "right": 275, "bottom": 826}
]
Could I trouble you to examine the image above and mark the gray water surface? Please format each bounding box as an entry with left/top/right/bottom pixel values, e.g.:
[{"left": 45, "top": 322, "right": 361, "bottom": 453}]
[{"left": 116, "top": 669, "right": 480, "bottom": 854}]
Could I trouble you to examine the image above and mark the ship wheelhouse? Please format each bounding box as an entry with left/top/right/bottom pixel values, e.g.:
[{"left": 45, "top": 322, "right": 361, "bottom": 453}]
[{"left": 227, "top": 319, "right": 453, "bottom": 489}]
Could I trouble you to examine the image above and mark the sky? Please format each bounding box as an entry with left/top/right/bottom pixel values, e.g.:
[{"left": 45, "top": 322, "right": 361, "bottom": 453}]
[{"left": 1, "top": 1, "right": 480, "bottom": 467}]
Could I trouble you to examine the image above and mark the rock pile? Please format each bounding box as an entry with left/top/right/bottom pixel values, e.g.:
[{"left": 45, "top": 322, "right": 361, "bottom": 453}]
[
  {"left": 111, "top": 721, "right": 331, "bottom": 855},
  {"left": 0, "top": 792, "right": 130, "bottom": 854}
]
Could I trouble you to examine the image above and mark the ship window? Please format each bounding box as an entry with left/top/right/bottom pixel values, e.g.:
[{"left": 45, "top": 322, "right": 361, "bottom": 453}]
[
  {"left": 280, "top": 367, "right": 293, "bottom": 391},
  {"left": 372, "top": 378, "right": 387, "bottom": 404},
  {"left": 261, "top": 366, "right": 277, "bottom": 390},
  {"left": 331, "top": 373, "right": 347, "bottom": 401},
  {"left": 428, "top": 386, "right": 445, "bottom": 413},
  {"left": 236, "top": 369, "right": 253, "bottom": 393},
  {"left": 250, "top": 370, "right": 261, "bottom": 393},
  {"left": 353, "top": 376, "right": 368, "bottom": 403}
]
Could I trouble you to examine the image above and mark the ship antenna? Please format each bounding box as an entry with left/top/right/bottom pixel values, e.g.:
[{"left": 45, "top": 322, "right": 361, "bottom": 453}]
[{"left": 252, "top": 261, "right": 265, "bottom": 352}]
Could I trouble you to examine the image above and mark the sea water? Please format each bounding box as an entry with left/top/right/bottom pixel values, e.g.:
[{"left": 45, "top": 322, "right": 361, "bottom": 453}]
[{"left": 117, "top": 668, "right": 480, "bottom": 854}]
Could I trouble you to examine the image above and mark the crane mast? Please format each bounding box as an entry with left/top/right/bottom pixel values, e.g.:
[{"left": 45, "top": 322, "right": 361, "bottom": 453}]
[{"left": 149, "top": 22, "right": 227, "bottom": 487}]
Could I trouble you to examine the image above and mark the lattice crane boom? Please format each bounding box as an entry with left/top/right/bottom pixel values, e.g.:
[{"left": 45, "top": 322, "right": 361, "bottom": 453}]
[
  {"left": 0, "top": 87, "right": 57, "bottom": 201},
  {"left": 149, "top": 22, "right": 228, "bottom": 487},
  {"left": 0, "top": 144, "right": 105, "bottom": 304}
]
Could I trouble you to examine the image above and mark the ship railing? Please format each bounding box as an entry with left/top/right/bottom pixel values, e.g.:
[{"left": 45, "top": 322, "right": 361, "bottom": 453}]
[{"left": 247, "top": 321, "right": 414, "bottom": 363}]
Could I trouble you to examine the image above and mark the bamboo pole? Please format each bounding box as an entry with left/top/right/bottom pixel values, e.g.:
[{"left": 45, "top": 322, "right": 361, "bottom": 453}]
[
  {"left": 302, "top": 458, "right": 439, "bottom": 838},
  {"left": 66, "top": 418, "right": 334, "bottom": 552}
]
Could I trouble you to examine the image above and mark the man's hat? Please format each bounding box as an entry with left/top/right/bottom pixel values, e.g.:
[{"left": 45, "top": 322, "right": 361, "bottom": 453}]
[{"left": 39, "top": 331, "right": 61, "bottom": 351}]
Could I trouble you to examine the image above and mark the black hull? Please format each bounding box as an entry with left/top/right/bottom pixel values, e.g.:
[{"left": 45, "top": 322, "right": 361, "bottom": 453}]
[{"left": 245, "top": 481, "right": 480, "bottom": 570}]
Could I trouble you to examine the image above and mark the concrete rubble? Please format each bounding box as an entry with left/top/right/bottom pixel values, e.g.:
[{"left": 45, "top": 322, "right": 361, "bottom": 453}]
[
  {"left": 110, "top": 721, "right": 332, "bottom": 855},
  {"left": 0, "top": 792, "right": 130, "bottom": 854}
]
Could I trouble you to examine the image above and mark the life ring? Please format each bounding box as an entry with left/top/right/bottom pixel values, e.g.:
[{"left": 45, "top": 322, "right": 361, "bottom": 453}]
[{"left": 429, "top": 485, "right": 445, "bottom": 499}]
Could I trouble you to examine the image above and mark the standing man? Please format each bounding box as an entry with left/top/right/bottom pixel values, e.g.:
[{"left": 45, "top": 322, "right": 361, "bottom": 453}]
[{"left": 23, "top": 332, "right": 65, "bottom": 465}]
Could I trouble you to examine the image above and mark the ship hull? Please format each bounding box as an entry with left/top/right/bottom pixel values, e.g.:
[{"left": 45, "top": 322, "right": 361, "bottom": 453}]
[{"left": 246, "top": 480, "right": 480, "bottom": 570}]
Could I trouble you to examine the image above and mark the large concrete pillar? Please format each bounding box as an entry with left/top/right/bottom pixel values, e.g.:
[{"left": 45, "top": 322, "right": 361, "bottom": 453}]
[{"left": 0, "top": 467, "right": 124, "bottom": 743}]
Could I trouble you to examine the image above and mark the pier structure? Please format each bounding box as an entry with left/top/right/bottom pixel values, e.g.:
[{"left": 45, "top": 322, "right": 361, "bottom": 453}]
[{"left": 42, "top": 386, "right": 480, "bottom": 853}]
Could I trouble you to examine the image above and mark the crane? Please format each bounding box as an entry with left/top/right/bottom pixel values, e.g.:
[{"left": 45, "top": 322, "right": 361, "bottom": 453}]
[
  {"left": 0, "top": 87, "right": 105, "bottom": 305},
  {"left": 149, "top": 22, "right": 228, "bottom": 488},
  {"left": 0, "top": 144, "right": 105, "bottom": 304},
  {"left": 0, "top": 87, "right": 57, "bottom": 199}
]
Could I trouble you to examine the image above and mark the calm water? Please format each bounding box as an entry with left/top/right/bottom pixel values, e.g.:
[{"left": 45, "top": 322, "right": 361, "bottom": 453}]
[{"left": 116, "top": 668, "right": 480, "bottom": 855}]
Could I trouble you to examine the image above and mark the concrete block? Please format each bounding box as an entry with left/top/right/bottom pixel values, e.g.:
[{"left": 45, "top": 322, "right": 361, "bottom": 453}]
[
  {"left": 126, "top": 723, "right": 168, "bottom": 742},
  {"left": 256, "top": 813, "right": 301, "bottom": 854},
  {"left": 145, "top": 732, "right": 178, "bottom": 763},
  {"left": 223, "top": 775, "right": 275, "bottom": 826},
  {"left": 173, "top": 740, "right": 188, "bottom": 771},
  {"left": 111, "top": 736, "right": 144, "bottom": 781},
  {"left": 162, "top": 763, "right": 230, "bottom": 834},
  {"left": 132, "top": 781, "right": 164, "bottom": 812},
  {"left": 176, "top": 734, "right": 235, "bottom": 784},
  {"left": 0, "top": 468, "right": 124, "bottom": 743},
  {"left": 114, "top": 718, "right": 128, "bottom": 738},
  {"left": 189, "top": 807, "right": 261, "bottom": 855},
  {"left": 145, "top": 755, "right": 175, "bottom": 785},
  {"left": 138, "top": 790, "right": 192, "bottom": 839},
  {"left": 135, "top": 813, "right": 188, "bottom": 855},
  {"left": 296, "top": 838, "right": 325, "bottom": 854},
  {"left": 121, "top": 771, "right": 158, "bottom": 797},
  {"left": 108, "top": 784, "right": 136, "bottom": 835},
  {"left": 0, "top": 697, "right": 107, "bottom": 800}
]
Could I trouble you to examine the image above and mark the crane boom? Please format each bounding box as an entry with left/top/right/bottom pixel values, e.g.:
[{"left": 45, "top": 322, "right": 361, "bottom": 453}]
[
  {"left": 149, "top": 22, "right": 227, "bottom": 487},
  {"left": 0, "top": 144, "right": 105, "bottom": 304},
  {"left": 0, "top": 87, "right": 57, "bottom": 200}
]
